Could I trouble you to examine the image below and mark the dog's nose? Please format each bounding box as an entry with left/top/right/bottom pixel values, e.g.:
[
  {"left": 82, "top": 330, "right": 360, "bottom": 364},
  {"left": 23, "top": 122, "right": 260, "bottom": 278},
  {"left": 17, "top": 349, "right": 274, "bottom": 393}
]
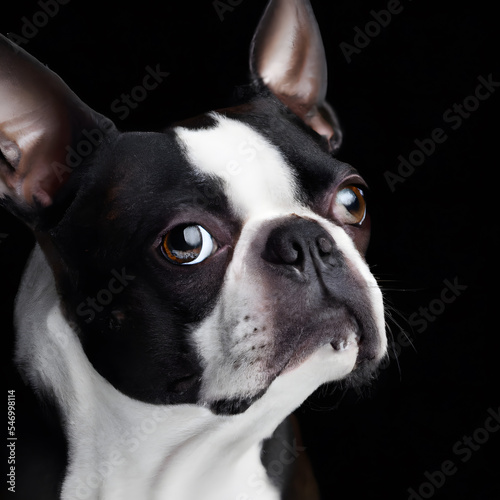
[{"left": 261, "top": 217, "right": 340, "bottom": 273}]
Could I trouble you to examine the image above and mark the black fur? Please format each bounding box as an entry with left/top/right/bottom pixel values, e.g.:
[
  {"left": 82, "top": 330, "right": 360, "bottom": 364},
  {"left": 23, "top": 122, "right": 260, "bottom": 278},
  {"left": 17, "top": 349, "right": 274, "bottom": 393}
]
[{"left": 32, "top": 94, "right": 375, "bottom": 408}]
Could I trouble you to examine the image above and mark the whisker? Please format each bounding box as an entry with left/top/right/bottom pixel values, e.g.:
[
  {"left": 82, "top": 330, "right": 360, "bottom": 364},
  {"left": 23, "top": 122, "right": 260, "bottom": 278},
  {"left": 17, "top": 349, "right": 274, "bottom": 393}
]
[{"left": 386, "top": 322, "right": 403, "bottom": 380}]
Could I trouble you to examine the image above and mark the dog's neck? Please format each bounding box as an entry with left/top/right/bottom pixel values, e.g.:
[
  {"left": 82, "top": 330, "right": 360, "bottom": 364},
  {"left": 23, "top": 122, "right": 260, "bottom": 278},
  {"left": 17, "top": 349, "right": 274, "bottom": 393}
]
[{"left": 15, "top": 245, "right": 341, "bottom": 499}]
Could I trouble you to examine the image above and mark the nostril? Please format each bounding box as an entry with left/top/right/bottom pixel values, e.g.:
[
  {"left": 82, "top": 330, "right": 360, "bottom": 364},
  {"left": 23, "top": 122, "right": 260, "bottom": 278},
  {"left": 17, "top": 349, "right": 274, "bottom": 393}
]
[
  {"left": 289, "top": 242, "right": 302, "bottom": 264},
  {"left": 260, "top": 218, "right": 339, "bottom": 273},
  {"left": 317, "top": 236, "right": 333, "bottom": 255},
  {"left": 262, "top": 236, "right": 302, "bottom": 266}
]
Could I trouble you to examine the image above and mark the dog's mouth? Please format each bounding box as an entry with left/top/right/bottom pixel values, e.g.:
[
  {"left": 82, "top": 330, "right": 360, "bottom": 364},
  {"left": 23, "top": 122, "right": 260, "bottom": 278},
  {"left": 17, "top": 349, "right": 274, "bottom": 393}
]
[
  {"left": 208, "top": 314, "right": 381, "bottom": 416},
  {"left": 207, "top": 334, "right": 362, "bottom": 416},
  {"left": 280, "top": 308, "right": 376, "bottom": 374}
]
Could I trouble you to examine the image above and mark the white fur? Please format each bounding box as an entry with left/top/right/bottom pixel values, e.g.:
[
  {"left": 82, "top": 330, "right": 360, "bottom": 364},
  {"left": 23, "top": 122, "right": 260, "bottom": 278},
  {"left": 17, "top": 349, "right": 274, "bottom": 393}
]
[
  {"left": 176, "top": 115, "right": 386, "bottom": 404},
  {"left": 15, "top": 246, "right": 360, "bottom": 500},
  {"left": 13, "top": 116, "right": 386, "bottom": 499},
  {"left": 175, "top": 113, "right": 298, "bottom": 219}
]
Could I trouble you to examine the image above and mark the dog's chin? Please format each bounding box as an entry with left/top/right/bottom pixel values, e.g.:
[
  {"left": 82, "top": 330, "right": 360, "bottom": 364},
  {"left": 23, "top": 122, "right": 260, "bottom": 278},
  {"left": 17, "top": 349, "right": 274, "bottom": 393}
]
[
  {"left": 209, "top": 392, "right": 267, "bottom": 415},
  {"left": 208, "top": 331, "right": 381, "bottom": 416}
]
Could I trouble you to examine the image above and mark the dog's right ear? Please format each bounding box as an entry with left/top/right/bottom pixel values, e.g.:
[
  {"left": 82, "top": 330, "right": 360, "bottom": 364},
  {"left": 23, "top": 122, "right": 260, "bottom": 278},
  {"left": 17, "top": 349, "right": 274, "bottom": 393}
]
[
  {"left": 0, "top": 35, "right": 115, "bottom": 226},
  {"left": 250, "top": 0, "right": 342, "bottom": 153}
]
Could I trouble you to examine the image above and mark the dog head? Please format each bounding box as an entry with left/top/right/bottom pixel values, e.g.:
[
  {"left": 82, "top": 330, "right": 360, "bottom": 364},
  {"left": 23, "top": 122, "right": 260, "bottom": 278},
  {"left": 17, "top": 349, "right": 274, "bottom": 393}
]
[{"left": 1, "top": 0, "right": 386, "bottom": 416}]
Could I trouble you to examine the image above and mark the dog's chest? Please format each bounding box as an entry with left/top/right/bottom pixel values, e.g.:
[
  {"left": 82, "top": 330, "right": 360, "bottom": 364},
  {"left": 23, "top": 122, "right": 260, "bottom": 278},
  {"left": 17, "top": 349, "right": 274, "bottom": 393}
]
[{"left": 63, "top": 405, "right": 279, "bottom": 500}]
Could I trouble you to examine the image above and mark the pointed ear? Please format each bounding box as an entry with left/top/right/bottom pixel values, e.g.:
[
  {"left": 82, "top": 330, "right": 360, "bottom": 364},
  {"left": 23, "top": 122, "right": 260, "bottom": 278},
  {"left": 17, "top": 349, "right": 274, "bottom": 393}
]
[
  {"left": 250, "top": 0, "right": 342, "bottom": 152},
  {"left": 0, "top": 35, "right": 114, "bottom": 222}
]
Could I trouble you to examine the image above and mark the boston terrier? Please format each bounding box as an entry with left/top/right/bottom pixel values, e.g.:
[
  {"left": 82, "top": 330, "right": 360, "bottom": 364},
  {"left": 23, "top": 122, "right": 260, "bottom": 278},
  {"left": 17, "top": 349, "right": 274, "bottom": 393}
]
[{"left": 1, "top": 0, "right": 386, "bottom": 498}]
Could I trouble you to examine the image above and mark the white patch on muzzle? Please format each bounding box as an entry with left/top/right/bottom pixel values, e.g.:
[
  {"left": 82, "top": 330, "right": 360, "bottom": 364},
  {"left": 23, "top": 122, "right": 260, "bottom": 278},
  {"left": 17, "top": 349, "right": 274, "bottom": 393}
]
[{"left": 176, "top": 115, "right": 386, "bottom": 407}]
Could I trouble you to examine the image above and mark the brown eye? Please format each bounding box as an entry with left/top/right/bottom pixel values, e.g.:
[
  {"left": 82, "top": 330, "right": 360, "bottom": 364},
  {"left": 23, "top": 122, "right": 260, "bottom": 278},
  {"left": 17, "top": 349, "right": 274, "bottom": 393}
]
[
  {"left": 161, "top": 224, "right": 217, "bottom": 265},
  {"left": 335, "top": 186, "right": 366, "bottom": 225}
]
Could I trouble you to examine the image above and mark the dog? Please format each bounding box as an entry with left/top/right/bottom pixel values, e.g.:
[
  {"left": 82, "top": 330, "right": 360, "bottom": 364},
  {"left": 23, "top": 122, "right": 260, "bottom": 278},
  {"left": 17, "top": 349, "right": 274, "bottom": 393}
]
[{"left": 1, "top": 0, "right": 387, "bottom": 498}]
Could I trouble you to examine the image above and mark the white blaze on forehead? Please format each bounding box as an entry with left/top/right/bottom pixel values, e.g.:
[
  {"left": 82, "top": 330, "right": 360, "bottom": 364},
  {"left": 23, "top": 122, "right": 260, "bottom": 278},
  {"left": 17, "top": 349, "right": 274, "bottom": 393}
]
[{"left": 175, "top": 113, "right": 299, "bottom": 217}]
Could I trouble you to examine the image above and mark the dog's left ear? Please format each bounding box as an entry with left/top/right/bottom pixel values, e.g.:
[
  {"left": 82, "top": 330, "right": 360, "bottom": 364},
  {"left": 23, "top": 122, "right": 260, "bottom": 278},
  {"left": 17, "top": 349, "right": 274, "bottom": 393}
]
[
  {"left": 0, "top": 35, "right": 114, "bottom": 225},
  {"left": 250, "top": 0, "right": 342, "bottom": 152}
]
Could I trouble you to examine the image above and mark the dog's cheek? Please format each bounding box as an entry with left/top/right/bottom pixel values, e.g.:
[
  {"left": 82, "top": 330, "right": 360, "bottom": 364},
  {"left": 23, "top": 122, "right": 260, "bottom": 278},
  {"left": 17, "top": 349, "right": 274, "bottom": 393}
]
[
  {"left": 190, "top": 234, "right": 279, "bottom": 403},
  {"left": 57, "top": 250, "right": 234, "bottom": 406}
]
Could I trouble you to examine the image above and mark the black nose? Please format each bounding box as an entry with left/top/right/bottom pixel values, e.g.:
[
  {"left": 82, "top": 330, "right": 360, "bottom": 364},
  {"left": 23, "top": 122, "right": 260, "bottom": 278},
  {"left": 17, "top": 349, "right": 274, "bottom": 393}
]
[{"left": 261, "top": 217, "right": 340, "bottom": 273}]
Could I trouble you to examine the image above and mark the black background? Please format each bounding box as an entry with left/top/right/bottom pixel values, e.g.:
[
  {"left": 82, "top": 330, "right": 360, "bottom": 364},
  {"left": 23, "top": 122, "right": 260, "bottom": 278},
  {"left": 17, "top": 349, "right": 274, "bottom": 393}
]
[{"left": 2, "top": 1, "right": 499, "bottom": 499}]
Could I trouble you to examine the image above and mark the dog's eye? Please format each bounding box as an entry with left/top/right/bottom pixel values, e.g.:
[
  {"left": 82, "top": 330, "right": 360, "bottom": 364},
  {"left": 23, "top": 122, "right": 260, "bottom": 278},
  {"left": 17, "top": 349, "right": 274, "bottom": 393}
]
[
  {"left": 335, "top": 186, "right": 366, "bottom": 225},
  {"left": 161, "top": 224, "right": 218, "bottom": 265}
]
